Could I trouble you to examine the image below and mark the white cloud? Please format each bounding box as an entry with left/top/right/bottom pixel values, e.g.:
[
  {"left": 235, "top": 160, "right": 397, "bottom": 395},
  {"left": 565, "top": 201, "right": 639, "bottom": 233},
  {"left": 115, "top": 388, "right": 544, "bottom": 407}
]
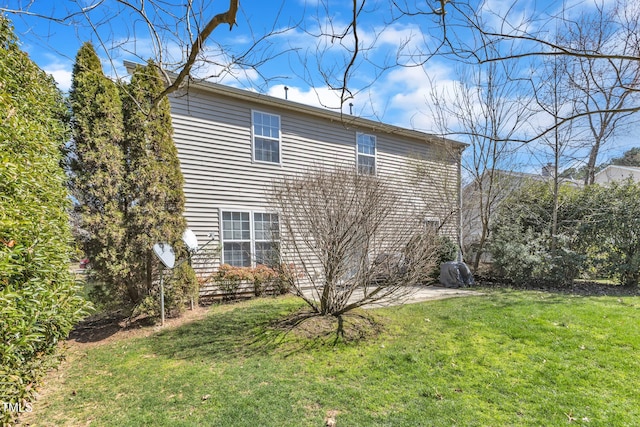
[
  {"left": 363, "top": 62, "right": 461, "bottom": 132},
  {"left": 266, "top": 84, "right": 348, "bottom": 112},
  {"left": 360, "top": 22, "right": 428, "bottom": 65},
  {"left": 42, "top": 61, "right": 73, "bottom": 92},
  {"left": 478, "top": 0, "right": 536, "bottom": 34},
  {"left": 255, "top": 61, "right": 466, "bottom": 137}
]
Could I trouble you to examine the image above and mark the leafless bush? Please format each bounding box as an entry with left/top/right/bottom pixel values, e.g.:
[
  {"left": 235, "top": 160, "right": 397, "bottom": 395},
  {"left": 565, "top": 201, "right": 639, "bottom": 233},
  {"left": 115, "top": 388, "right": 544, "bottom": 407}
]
[{"left": 270, "top": 166, "right": 440, "bottom": 316}]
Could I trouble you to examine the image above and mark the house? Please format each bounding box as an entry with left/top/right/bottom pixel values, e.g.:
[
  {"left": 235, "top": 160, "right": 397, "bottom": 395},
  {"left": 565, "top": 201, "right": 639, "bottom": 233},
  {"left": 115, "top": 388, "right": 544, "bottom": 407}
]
[
  {"left": 161, "top": 76, "right": 465, "bottom": 296},
  {"left": 594, "top": 165, "right": 640, "bottom": 185}
]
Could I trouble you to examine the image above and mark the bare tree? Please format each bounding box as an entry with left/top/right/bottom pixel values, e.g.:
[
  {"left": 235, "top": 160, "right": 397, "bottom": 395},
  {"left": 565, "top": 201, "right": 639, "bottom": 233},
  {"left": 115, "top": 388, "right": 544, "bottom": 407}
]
[
  {"left": 559, "top": 2, "right": 640, "bottom": 184},
  {"left": 5, "top": 0, "right": 640, "bottom": 123},
  {"left": 428, "top": 48, "right": 530, "bottom": 271},
  {"left": 270, "top": 166, "right": 440, "bottom": 316},
  {"left": 432, "top": 0, "right": 640, "bottom": 144},
  {"left": 529, "top": 49, "right": 581, "bottom": 252}
]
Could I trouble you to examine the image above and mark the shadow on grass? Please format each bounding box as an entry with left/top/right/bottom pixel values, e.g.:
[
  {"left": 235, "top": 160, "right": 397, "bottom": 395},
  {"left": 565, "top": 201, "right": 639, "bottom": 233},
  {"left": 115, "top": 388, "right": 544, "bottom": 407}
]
[
  {"left": 147, "top": 299, "right": 294, "bottom": 361},
  {"left": 68, "top": 309, "right": 154, "bottom": 343},
  {"left": 148, "top": 298, "right": 384, "bottom": 361},
  {"left": 270, "top": 308, "right": 383, "bottom": 356}
]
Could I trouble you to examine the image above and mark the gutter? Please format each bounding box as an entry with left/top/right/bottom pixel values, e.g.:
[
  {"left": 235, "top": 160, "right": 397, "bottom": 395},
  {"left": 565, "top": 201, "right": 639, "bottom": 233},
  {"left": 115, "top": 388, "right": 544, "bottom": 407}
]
[{"left": 123, "top": 60, "right": 468, "bottom": 151}]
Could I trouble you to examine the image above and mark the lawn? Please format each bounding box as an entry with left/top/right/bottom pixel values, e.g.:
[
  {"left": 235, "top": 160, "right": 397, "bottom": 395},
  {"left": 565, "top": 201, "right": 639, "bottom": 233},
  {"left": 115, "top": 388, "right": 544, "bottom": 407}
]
[{"left": 23, "top": 290, "right": 640, "bottom": 426}]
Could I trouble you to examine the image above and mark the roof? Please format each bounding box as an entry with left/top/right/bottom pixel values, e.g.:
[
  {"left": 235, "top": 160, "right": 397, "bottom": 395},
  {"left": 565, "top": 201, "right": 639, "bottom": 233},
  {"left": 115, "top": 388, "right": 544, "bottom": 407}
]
[
  {"left": 594, "top": 164, "right": 640, "bottom": 182},
  {"left": 596, "top": 164, "right": 640, "bottom": 174},
  {"left": 123, "top": 61, "right": 467, "bottom": 151}
]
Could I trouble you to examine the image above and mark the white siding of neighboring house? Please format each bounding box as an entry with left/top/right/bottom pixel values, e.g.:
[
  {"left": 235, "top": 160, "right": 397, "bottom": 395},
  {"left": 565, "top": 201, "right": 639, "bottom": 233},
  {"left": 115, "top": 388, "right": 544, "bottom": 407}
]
[
  {"left": 594, "top": 165, "right": 640, "bottom": 185},
  {"left": 168, "top": 84, "right": 462, "bottom": 295}
]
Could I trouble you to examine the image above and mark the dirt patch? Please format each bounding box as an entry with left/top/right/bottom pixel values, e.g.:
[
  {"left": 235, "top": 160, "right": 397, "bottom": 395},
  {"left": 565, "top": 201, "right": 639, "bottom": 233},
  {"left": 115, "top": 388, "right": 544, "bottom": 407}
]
[
  {"left": 273, "top": 308, "right": 384, "bottom": 342},
  {"left": 67, "top": 305, "right": 212, "bottom": 348}
]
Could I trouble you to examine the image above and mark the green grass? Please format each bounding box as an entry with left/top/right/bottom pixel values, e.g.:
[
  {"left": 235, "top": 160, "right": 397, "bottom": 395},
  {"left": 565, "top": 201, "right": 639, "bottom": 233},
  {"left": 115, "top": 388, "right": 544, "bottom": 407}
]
[{"left": 26, "top": 290, "right": 640, "bottom": 426}]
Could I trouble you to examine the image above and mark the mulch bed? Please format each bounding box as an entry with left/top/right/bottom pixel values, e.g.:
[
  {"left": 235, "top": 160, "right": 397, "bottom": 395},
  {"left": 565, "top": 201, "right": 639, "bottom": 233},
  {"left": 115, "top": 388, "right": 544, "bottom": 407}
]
[{"left": 476, "top": 275, "right": 640, "bottom": 297}]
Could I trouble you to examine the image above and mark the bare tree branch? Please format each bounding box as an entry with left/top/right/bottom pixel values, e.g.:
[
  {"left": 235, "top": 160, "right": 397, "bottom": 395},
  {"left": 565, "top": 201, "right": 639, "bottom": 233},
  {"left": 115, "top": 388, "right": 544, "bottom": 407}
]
[{"left": 157, "top": 0, "right": 238, "bottom": 100}]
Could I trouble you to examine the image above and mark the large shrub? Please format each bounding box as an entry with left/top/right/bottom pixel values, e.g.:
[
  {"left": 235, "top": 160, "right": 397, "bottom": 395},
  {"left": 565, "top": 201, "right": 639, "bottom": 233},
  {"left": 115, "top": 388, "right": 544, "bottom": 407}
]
[
  {"left": 491, "top": 179, "right": 640, "bottom": 287},
  {"left": 578, "top": 180, "right": 640, "bottom": 286},
  {"left": 491, "top": 225, "right": 583, "bottom": 286},
  {"left": 0, "top": 16, "right": 89, "bottom": 423},
  {"left": 490, "top": 181, "right": 584, "bottom": 286}
]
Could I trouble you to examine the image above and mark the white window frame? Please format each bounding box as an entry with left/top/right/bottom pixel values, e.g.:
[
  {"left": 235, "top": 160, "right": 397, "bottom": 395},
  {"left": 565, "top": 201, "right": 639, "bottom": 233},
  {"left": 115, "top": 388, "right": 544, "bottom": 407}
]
[
  {"left": 219, "top": 209, "right": 280, "bottom": 267},
  {"left": 253, "top": 212, "right": 280, "bottom": 266},
  {"left": 220, "top": 211, "right": 252, "bottom": 267},
  {"left": 251, "top": 110, "right": 282, "bottom": 165},
  {"left": 356, "top": 132, "right": 376, "bottom": 175}
]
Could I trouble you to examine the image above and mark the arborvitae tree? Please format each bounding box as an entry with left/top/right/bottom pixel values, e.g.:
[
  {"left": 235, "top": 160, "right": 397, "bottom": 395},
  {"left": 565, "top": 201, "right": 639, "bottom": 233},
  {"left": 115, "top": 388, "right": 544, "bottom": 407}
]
[
  {"left": 0, "top": 16, "right": 89, "bottom": 424},
  {"left": 121, "top": 61, "right": 192, "bottom": 306},
  {"left": 69, "top": 42, "right": 128, "bottom": 299}
]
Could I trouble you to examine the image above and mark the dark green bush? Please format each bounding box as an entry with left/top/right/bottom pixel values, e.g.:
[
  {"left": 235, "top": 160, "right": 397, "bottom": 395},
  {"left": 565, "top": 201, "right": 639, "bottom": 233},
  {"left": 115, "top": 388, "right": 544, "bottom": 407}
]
[
  {"left": 490, "top": 225, "right": 547, "bottom": 284},
  {"left": 577, "top": 181, "right": 640, "bottom": 286},
  {"left": 435, "top": 236, "right": 458, "bottom": 265},
  {"left": 164, "top": 262, "right": 199, "bottom": 316},
  {"left": 491, "top": 179, "right": 640, "bottom": 288},
  {"left": 87, "top": 280, "right": 120, "bottom": 311},
  {"left": 489, "top": 181, "right": 583, "bottom": 286},
  {"left": 491, "top": 225, "right": 583, "bottom": 286},
  {"left": 428, "top": 236, "right": 459, "bottom": 281},
  {"left": 0, "top": 16, "right": 89, "bottom": 424},
  {"left": 130, "top": 260, "right": 199, "bottom": 320}
]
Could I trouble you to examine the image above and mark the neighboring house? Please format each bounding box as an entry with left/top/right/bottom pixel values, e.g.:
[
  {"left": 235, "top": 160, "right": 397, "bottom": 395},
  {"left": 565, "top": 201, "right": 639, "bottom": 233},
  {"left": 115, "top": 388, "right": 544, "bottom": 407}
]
[
  {"left": 159, "top": 76, "right": 465, "bottom": 296},
  {"left": 594, "top": 165, "right": 640, "bottom": 185}
]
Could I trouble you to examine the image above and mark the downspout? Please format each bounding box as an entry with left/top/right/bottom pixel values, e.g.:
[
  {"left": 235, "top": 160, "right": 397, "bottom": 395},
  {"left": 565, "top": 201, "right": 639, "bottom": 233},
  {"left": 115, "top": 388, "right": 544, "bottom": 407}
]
[{"left": 457, "top": 146, "right": 464, "bottom": 263}]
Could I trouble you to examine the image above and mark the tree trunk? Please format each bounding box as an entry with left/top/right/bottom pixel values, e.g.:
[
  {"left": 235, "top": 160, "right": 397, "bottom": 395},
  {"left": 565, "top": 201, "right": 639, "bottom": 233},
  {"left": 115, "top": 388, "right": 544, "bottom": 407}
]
[
  {"left": 584, "top": 137, "right": 602, "bottom": 186},
  {"left": 472, "top": 226, "right": 489, "bottom": 272},
  {"left": 125, "top": 280, "right": 140, "bottom": 304}
]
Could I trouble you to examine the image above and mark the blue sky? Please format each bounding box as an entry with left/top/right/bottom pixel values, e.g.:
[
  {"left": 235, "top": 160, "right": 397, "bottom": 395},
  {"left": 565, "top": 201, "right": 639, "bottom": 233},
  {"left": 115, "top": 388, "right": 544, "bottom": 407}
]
[
  {"left": 3, "top": 0, "right": 638, "bottom": 170},
  {"left": 4, "top": 1, "right": 456, "bottom": 126}
]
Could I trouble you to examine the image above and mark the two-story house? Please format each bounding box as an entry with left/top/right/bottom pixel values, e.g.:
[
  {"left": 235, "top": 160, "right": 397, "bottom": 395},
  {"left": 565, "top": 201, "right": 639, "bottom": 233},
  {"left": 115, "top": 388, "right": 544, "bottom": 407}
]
[{"left": 161, "top": 76, "right": 465, "bottom": 295}]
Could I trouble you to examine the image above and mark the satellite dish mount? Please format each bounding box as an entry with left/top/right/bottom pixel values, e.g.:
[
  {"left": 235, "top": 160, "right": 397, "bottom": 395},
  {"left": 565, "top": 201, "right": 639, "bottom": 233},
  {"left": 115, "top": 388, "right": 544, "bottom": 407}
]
[
  {"left": 153, "top": 243, "right": 176, "bottom": 326},
  {"left": 151, "top": 229, "right": 201, "bottom": 326}
]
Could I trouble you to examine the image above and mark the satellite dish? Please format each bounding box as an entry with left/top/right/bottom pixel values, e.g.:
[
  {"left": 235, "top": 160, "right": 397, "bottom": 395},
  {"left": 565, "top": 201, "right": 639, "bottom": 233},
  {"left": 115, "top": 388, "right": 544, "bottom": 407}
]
[
  {"left": 182, "top": 228, "right": 199, "bottom": 252},
  {"left": 153, "top": 243, "right": 175, "bottom": 269}
]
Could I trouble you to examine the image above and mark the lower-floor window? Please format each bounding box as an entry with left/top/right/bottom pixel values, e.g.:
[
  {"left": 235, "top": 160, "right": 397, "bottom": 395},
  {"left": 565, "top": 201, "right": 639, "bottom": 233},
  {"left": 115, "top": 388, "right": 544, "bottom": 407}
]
[{"left": 221, "top": 210, "right": 279, "bottom": 267}]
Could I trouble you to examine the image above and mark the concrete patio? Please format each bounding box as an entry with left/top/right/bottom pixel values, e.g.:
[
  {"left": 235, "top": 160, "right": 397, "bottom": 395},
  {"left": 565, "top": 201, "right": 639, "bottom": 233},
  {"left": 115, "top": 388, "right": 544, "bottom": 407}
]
[{"left": 302, "top": 285, "right": 482, "bottom": 309}]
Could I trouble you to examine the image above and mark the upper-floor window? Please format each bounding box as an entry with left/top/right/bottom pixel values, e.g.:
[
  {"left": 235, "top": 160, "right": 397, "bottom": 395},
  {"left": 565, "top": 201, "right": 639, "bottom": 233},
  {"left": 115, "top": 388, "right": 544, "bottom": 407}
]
[
  {"left": 357, "top": 133, "right": 376, "bottom": 175},
  {"left": 252, "top": 111, "right": 280, "bottom": 164}
]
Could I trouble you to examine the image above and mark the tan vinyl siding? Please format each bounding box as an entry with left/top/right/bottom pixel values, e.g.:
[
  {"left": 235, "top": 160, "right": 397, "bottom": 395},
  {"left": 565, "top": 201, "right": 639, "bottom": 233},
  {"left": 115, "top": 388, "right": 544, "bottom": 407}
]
[{"left": 169, "top": 85, "right": 462, "bottom": 295}]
